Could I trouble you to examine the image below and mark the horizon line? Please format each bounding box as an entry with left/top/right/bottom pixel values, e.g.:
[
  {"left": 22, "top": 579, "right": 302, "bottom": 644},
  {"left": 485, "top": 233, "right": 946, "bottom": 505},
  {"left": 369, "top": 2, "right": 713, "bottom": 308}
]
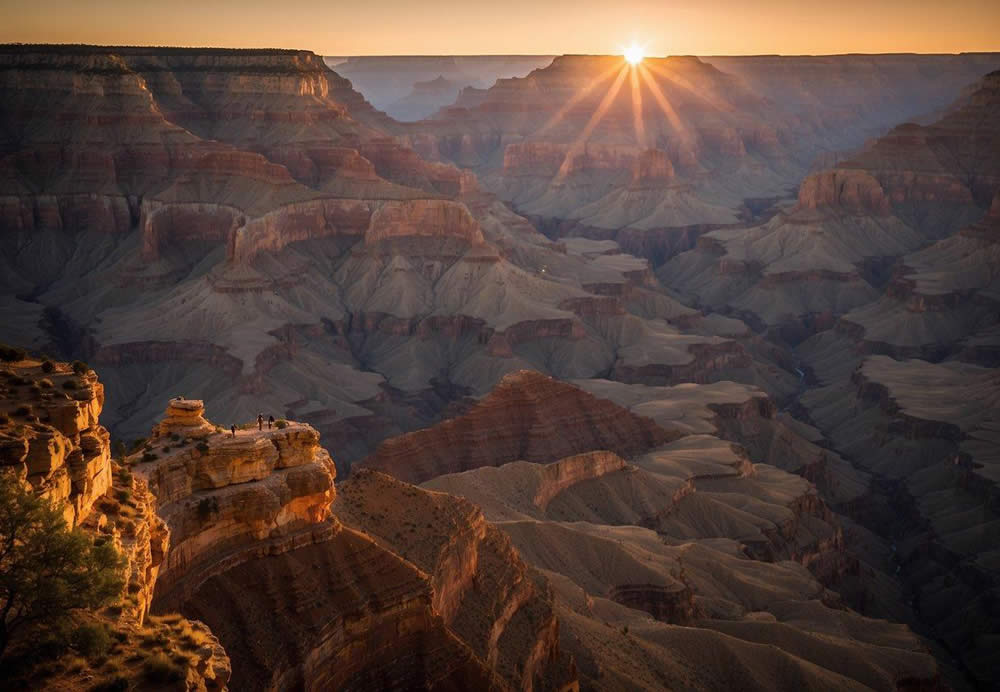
[{"left": 3, "top": 42, "right": 1000, "bottom": 59}]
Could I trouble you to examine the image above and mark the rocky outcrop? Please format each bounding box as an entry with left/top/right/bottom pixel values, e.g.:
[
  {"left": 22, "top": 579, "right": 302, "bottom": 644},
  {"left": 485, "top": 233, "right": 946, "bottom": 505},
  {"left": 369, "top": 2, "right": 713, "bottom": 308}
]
[
  {"left": 630, "top": 149, "right": 675, "bottom": 188},
  {"left": 134, "top": 401, "right": 337, "bottom": 608},
  {"left": 182, "top": 522, "right": 502, "bottom": 691},
  {"left": 607, "top": 582, "right": 698, "bottom": 624},
  {"left": 0, "top": 358, "right": 232, "bottom": 690},
  {"left": 611, "top": 339, "right": 753, "bottom": 386},
  {"left": 361, "top": 371, "right": 677, "bottom": 484},
  {"left": 796, "top": 169, "right": 891, "bottom": 215},
  {"left": 335, "top": 470, "right": 577, "bottom": 691},
  {"left": 533, "top": 451, "right": 628, "bottom": 511},
  {"left": 0, "top": 359, "right": 109, "bottom": 526},
  {"left": 366, "top": 199, "right": 485, "bottom": 245}
]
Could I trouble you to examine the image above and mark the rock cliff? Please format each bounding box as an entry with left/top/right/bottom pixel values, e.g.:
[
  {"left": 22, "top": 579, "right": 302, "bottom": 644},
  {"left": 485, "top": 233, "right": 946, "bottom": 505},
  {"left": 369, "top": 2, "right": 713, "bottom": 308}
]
[
  {"left": 0, "top": 357, "right": 231, "bottom": 690},
  {"left": 361, "top": 370, "right": 677, "bottom": 483}
]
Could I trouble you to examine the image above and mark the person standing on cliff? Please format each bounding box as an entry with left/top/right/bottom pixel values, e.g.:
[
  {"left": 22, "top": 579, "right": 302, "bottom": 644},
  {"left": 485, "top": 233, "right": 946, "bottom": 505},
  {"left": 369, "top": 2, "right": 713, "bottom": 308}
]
[
  {"left": 257, "top": 413, "right": 264, "bottom": 431},
  {"left": 230, "top": 424, "right": 236, "bottom": 438},
  {"left": 268, "top": 415, "right": 274, "bottom": 430}
]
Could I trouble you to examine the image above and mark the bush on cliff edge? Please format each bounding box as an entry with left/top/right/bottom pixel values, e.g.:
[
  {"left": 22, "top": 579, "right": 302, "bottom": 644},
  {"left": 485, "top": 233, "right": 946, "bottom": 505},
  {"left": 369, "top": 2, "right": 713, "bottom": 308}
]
[{"left": 0, "top": 474, "right": 125, "bottom": 659}]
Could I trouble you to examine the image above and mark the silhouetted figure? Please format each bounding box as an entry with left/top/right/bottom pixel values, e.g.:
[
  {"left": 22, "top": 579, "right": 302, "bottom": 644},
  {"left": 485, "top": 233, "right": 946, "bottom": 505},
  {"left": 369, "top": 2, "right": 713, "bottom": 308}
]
[
  {"left": 230, "top": 424, "right": 236, "bottom": 438},
  {"left": 257, "top": 413, "right": 264, "bottom": 431},
  {"left": 268, "top": 415, "right": 274, "bottom": 430}
]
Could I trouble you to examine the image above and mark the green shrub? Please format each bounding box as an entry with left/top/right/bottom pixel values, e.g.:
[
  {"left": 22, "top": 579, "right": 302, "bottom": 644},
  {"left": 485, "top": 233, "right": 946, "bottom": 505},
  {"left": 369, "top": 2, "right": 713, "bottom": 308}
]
[
  {"left": 71, "top": 360, "right": 90, "bottom": 375},
  {"left": 115, "top": 489, "right": 131, "bottom": 505},
  {"left": 71, "top": 623, "right": 112, "bottom": 659},
  {"left": 169, "top": 433, "right": 180, "bottom": 442},
  {"left": 140, "top": 452, "right": 158, "bottom": 463},
  {"left": 275, "top": 419, "right": 288, "bottom": 429},
  {"left": 196, "top": 442, "right": 210, "bottom": 453},
  {"left": 40, "top": 360, "right": 55, "bottom": 373},
  {"left": 0, "top": 343, "right": 27, "bottom": 362},
  {"left": 142, "top": 653, "right": 184, "bottom": 683}
]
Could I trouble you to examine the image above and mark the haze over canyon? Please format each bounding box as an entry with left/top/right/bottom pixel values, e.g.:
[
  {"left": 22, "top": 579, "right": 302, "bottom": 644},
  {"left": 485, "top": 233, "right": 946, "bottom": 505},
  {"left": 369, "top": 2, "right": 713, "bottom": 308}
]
[{"left": 0, "top": 23, "right": 999, "bottom": 692}]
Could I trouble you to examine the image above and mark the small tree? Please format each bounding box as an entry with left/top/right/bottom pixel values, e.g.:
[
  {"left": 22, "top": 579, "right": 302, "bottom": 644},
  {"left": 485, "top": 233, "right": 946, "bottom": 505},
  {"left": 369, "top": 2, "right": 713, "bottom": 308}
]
[{"left": 0, "top": 475, "right": 124, "bottom": 658}]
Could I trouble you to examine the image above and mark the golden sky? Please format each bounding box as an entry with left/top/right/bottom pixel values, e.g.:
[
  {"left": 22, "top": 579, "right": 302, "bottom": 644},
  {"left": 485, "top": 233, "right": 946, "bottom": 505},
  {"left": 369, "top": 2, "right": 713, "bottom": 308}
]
[{"left": 2, "top": 0, "right": 998, "bottom": 56}]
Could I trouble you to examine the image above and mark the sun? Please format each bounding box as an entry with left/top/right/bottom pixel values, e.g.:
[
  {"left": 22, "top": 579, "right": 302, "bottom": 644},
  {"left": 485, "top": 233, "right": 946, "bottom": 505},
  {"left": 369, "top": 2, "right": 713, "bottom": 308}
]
[{"left": 624, "top": 42, "right": 644, "bottom": 66}]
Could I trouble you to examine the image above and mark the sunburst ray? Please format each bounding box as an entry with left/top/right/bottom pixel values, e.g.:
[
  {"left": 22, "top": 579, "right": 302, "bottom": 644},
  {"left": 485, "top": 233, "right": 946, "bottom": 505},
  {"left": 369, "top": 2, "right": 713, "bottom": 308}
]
[
  {"left": 538, "top": 61, "right": 623, "bottom": 136},
  {"left": 553, "top": 65, "right": 629, "bottom": 183}
]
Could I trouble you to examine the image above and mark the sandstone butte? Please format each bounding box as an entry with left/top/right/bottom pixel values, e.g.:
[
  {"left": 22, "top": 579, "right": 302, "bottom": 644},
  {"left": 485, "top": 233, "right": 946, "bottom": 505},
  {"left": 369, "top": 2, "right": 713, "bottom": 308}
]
[{"left": 0, "top": 357, "right": 579, "bottom": 691}]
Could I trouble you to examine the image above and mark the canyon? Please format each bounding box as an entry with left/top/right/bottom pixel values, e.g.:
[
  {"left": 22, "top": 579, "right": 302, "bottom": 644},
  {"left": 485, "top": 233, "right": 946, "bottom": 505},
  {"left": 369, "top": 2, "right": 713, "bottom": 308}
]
[{"left": 1, "top": 42, "right": 999, "bottom": 690}]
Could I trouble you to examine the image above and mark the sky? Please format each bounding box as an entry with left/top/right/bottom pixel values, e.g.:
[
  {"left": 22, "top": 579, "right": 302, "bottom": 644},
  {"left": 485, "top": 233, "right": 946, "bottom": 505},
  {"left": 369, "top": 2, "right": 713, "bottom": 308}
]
[{"left": 1, "top": 0, "right": 999, "bottom": 56}]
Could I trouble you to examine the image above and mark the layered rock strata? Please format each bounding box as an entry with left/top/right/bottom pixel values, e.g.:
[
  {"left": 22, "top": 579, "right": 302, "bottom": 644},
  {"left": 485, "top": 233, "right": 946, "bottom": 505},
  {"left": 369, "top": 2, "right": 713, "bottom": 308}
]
[
  {"left": 801, "top": 356, "right": 1000, "bottom": 685},
  {"left": 406, "top": 374, "right": 942, "bottom": 691},
  {"left": 0, "top": 358, "right": 230, "bottom": 690},
  {"left": 361, "top": 370, "right": 677, "bottom": 483}
]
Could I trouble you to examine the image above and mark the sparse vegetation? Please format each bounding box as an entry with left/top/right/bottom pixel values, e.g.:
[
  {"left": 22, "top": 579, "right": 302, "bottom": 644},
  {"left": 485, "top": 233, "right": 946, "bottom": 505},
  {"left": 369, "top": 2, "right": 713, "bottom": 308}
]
[
  {"left": 71, "top": 360, "right": 90, "bottom": 375},
  {"left": 275, "top": 419, "right": 288, "bottom": 429},
  {"left": 196, "top": 441, "right": 210, "bottom": 453},
  {"left": 40, "top": 360, "right": 55, "bottom": 373},
  {"left": 0, "top": 344, "right": 27, "bottom": 362},
  {"left": 141, "top": 652, "right": 184, "bottom": 683},
  {"left": 0, "top": 475, "right": 125, "bottom": 658},
  {"left": 70, "top": 623, "right": 112, "bottom": 659}
]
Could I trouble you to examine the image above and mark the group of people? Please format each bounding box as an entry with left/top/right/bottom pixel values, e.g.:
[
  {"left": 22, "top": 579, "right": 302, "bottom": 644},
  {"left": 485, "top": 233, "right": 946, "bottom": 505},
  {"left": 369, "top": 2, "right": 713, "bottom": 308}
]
[{"left": 229, "top": 413, "right": 276, "bottom": 437}]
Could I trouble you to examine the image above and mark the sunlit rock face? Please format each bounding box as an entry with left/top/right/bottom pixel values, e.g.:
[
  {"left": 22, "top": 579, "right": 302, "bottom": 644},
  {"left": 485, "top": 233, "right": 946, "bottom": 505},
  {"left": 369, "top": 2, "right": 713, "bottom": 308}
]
[
  {"left": 0, "top": 359, "right": 109, "bottom": 527},
  {"left": 0, "top": 359, "right": 232, "bottom": 689}
]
